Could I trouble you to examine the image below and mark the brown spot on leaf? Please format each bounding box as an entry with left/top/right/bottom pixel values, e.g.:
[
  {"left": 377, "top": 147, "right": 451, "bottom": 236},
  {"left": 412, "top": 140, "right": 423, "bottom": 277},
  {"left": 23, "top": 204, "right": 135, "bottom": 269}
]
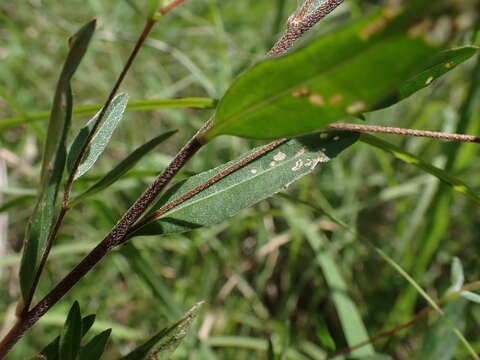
[
  {"left": 309, "top": 93, "right": 325, "bottom": 106},
  {"left": 329, "top": 94, "right": 344, "bottom": 105}
]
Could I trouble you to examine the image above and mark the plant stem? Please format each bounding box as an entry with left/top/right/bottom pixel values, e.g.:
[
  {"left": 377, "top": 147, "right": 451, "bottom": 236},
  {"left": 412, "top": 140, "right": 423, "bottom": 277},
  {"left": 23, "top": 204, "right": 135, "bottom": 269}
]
[
  {"left": 328, "top": 123, "right": 480, "bottom": 143},
  {"left": 127, "top": 138, "right": 288, "bottom": 236},
  {"left": 0, "top": 2, "right": 335, "bottom": 356},
  {"left": 269, "top": 0, "right": 344, "bottom": 56},
  {"left": 22, "top": 18, "right": 157, "bottom": 313}
]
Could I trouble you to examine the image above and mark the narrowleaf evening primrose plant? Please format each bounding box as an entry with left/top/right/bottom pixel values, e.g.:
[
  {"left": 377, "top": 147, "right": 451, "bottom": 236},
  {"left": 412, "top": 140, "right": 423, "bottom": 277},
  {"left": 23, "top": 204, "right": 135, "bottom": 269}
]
[{"left": 0, "top": 0, "right": 479, "bottom": 358}]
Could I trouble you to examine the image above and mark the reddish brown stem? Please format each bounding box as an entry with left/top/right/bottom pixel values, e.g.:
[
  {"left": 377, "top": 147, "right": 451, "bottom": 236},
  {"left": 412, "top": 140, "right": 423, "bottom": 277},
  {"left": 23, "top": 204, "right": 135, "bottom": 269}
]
[
  {"left": 127, "top": 138, "right": 288, "bottom": 236},
  {"left": 328, "top": 123, "right": 480, "bottom": 143}
]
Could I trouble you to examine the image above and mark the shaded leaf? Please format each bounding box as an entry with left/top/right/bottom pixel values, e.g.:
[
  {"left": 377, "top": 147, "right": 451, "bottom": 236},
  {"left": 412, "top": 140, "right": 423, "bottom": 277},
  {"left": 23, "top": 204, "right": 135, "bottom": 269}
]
[
  {"left": 416, "top": 299, "right": 466, "bottom": 360},
  {"left": 59, "top": 301, "right": 83, "bottom": 360},
  {"left": 382, "top": 46, "right": 478, "bottom": 107},
  {"left": 19, "top": 19, "right": 96, "bottom": 301},
  {"left": 19, "top": 85, "right": 73, "bottom": 300},
  {"left": 67, "top": 93, "right": 129, "bottom": 180},
  {"left": 120, "top": 301, "right": 204, "bottom": 360},
  {"left": 132, "top": 131, "right": 358, "bottom": 237},
  {"left": 71, "top": 130, "right": 177, "bottom": 204},
  {"left": 40, "top": 19, "right": 96, "bottom": 183},
  {"left": 78, "top": 329, "right": 112, "bottom": 360},
  {"left": 40, "top": 314, "right": 97, "bottom": 360},
  {"left": 205, "top": 2, "right": 457, "bottom": 140}
]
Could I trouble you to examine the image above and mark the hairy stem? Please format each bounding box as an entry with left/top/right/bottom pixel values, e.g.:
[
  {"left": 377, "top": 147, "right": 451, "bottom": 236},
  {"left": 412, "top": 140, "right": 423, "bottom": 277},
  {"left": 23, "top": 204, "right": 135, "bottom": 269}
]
[
  {"left": 269, "top": 0, "right": 344, "bottom": 56},
  {"left": 328, "top": 123, "right": 480, "bottom": 143},
  {"left": 0, "top": 2, "right": 337, "bottom": 356}
]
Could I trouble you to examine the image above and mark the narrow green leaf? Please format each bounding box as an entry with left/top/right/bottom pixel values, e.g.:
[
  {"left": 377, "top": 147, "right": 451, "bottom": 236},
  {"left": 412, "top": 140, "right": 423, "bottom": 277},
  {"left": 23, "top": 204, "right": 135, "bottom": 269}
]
[
  {"left": 416, "top": 299, "right": 467, "bottom": 360},
  {"left": 205, "top": 3, "right": 455, "bottom": 140},
  {"left": 59, "top": 301, "right": 83, "bottom": 360},
  {"left": 19, "top": 85, "right": 73, "bottom": 300},
  {"left": 71, "top": 130, "right": 177, "bottom": 204},
  {"left": 120, "top": 301, "right": 204, "bottom": 360},
  {"left": 78, "top": 329, "right": 112, "bottom": 360},
  {"left": 284, "top": 206, "right": 374, "bottom": 357},
  {"left": 132, "top": 131, "right": 358, "bottom": 237},
  {"left": 382, "top": 46, "right": 479, "bottom": 107},
  {"left": 40, "top": 314, "right": 97, "bottom": 360},
  {"left": 360, "top": 134, "right": 480, "bottom": 205},
  {"left": 19, "top": 19, "right": 95, "bottom": 301},
  {"left": 447, "top": 257, "right": 464, "bottom": 294},
  {"left": 40, "top": 19, "right": 96, "bottom": 184},
  {"left": 0, "top": 97, "right": 216, "bottom": 130},
  {"left": 67, "top": 93, "right": 129, "bottom": 180}
]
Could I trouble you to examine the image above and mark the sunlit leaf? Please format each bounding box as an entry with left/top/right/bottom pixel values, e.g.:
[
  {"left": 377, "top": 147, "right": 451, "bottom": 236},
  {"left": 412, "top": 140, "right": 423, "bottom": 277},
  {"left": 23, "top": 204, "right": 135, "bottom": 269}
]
[
  {"left": 205, "top": 2, "right": 459, "bottom": 140},
  {"left": 132, "top": 131, "right": 358, "bottom": 237},
  {"left": 67, "top": 93, "right": 129, "bottom": 180}
]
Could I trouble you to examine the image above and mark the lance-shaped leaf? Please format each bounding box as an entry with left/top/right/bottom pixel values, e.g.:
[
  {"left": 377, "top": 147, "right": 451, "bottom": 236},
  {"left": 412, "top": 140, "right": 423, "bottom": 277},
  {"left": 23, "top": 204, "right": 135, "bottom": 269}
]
[
  {"left": 67, "top": 92, "right": 129, "bottom": 180},
  {"left": 120, "top": 302, "right": 204, "bottom": 360},
  {"left": 78, "top": 329, "right": 112, "bottom": 360},
  {"left": 132, "top": 131, "right": 358, "bottom": 237},
  {"left": 59, "top": 301, "right": 83, "bottom": 360},
  {"left": 380, "top": 46, "right": 479, "bottom": 108},
  {"left": 204, "top": 2, "right": 463, "bottom": 140},
  {"left": 41, "top": 311, "right": 99, "bottom": 360},
  {"left": 71, "top": 130, "right": 177, "bottom": 205},
  {"left": 19, "top": 20, "right": 96, "bottom": 301}
]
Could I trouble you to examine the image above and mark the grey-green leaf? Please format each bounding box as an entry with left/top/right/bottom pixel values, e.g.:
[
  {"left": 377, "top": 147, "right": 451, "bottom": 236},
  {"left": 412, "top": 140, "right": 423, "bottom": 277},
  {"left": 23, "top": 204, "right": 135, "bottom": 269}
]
[
  {"left": 205, "top": 2, "right": 463, "bottom": 140},
  {"left": 120, "top": 302, "right": 204, "bottom": 360},
  {"left": 132, "top": 131, "right": 358, "bottom": 237},
  {"left": 72, "top": 130, "right": 177, "bottom": 204},
  {"left": 78, "top": 329, "right": 112, "bottom": 360},
  {"left": 59, "top": 301, "right": 83, "bottom": 360},
  {"left": 67, "top": 93, "right": 129, "bottom": 180}
]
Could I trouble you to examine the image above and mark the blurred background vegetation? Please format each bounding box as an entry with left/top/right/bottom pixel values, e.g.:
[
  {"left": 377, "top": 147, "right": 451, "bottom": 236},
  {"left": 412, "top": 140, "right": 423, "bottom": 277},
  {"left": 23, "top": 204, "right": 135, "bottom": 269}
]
[{"left": 0, "top": 0, "right": 479, "bottom": 358}]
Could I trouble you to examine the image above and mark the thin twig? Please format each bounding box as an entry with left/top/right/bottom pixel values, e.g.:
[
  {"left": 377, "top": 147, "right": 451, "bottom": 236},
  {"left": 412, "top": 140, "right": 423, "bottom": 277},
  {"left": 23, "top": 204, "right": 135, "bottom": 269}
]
[
  {"left": 269, "top": 0, "right": 344, "bottom": 56},
  {"left": 328, "top": 123, "right": 480, "bottom": 143}
]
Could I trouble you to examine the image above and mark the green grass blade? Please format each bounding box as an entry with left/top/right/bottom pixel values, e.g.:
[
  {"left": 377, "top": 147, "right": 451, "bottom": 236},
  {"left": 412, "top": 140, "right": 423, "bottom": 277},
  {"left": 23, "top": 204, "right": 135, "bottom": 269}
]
[
  {"left": 0, "top": 98, "right": 216, "bottom": 130},
  {"left": 284, "top": 205, "right": 375, "bottom": 357},
  {"left": 359, "top": 134, "right": 480, "bottom": 205}
]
